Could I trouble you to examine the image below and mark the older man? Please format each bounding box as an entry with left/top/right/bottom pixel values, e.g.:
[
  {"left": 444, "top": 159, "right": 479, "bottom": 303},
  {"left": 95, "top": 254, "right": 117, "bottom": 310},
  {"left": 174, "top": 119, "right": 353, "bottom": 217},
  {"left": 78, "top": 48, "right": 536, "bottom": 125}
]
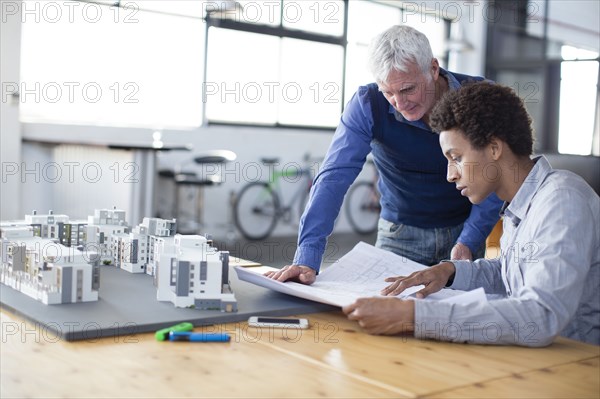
[{"left": 267, "top": 25, "right": 502, "bottom": 285}]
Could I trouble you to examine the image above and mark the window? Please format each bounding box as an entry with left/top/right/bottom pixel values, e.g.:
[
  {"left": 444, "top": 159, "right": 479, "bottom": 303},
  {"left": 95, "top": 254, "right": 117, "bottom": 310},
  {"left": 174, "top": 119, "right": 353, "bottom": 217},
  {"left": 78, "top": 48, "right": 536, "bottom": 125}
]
[
  {"left": 19, "top": 1, "right": 205, "bottom": 128},
  {"left": 487, "top": 1, "right": 600, "bottom": 156},
  {"left": 278, "top": 38, "right": 344, "bottom": 127},
  {"left": 205, "top": 29, "right": 280, "bottom": 125},
  {"left": 344, "top": 2, "right": 449, "bottom": 109},
  {"left": 403, "top": 12, "right": 447, "bottom": 63},
  {"left": 204, "top": 0, "right": 346, "bottom": 127},
  {"left": 558, "top": 46, "right": 599, "bottom": 155},
  {"left": 206, "top": 1, "right": 450, "bottom": 127},
  {"left": 344, "top": 1, "right": 401, "bottom": 99},
  {"left": 18, "top": 0, "right": 450, "bottom": 130}
]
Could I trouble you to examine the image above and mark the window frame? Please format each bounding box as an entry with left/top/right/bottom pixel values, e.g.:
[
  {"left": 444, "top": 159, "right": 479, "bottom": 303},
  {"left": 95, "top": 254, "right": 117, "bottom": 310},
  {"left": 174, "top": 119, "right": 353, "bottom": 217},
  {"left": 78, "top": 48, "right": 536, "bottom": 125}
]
[
  {"left": 202, "top": 0, "right": 452, "bottom": 130},
  {"left": 18, "top": 0, "right": 452, "bottom": 132},
  {"left": 202, "top": 3, "right": 348, "bottom": 130},
  {"left": 485, "top": 0, "right": 600, "bottom": 156}
]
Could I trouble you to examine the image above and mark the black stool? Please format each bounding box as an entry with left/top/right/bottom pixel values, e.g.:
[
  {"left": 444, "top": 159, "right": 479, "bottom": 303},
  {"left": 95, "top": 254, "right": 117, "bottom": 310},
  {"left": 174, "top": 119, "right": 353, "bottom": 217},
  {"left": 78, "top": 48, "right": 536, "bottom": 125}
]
[
  {"left": 173, "top": 150, "right": 236, "bottom": 234},
  {"left": 156, "top": 170, "right": 195, "bottom": 220}
]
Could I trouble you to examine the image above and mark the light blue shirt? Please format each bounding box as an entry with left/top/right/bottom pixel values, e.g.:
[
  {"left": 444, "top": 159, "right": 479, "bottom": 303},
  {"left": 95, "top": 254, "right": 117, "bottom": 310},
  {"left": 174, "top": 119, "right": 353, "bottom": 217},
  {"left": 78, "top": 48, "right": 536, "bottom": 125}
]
[{"left": 415, "top": 156, "right": 600, "bottom": 346}]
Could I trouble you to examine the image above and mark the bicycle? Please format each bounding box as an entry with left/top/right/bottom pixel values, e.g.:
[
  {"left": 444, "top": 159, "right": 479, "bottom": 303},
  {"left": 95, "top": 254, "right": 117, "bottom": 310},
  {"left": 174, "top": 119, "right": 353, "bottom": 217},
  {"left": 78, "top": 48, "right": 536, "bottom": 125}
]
[
  {"left": 344, "top": 159, "right": 381, "bottom": 235},
  {"left": 233, "top": 154, "right": 318, "bottom": 240}
]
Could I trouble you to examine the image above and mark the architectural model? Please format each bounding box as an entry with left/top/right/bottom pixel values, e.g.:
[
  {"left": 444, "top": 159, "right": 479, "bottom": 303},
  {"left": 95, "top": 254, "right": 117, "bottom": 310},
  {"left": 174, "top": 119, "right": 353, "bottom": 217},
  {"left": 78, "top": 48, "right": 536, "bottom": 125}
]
[
  {"left": 155, "top": 234, "right": 237, "bottom": 312},
  {"left": 113, "top": 217, "right": 177, "bottom": 274},
  {"left": 85, "top": 208, "right": 129, "bottom": 264},
  {"left": 0, "top": 222, "right": 100, "bottom": 305},
  {"left": 0, "top": 209, "right": 237, "bottom": 311}
]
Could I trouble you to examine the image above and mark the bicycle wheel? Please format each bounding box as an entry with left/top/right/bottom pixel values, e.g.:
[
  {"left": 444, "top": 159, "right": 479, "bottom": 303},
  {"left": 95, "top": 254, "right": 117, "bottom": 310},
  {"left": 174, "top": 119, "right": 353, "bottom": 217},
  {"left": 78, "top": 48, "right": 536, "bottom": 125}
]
[
  {"left": 234, "top": 182, "right": 280, "bottom": 240},
  {"left": 345, "top": 181, "right": 380, "bottom": 235}
]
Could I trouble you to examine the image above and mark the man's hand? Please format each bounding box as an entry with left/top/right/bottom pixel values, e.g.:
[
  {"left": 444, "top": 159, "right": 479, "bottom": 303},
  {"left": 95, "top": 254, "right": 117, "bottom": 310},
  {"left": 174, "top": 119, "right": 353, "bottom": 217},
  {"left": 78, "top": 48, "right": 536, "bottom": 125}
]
[
  {"left": 342, "top": 297, "right": 415, "bottom": 335},
  {"left": 380, "top": 262, "right": 456, "bottom": 298},
  {"left": 451, "top": 242, "right": 473, "bottom": 260},
  {"left": 264, "top": 265, "right": 316, "bottom": 285}
]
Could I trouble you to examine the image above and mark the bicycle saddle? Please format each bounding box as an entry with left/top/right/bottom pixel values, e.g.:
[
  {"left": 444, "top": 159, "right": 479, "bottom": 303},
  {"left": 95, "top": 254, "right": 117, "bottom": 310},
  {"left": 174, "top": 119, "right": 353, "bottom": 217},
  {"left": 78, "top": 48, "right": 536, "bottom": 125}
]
[{"left": 261, "top": 157, "right": 280, "bottom": 165}]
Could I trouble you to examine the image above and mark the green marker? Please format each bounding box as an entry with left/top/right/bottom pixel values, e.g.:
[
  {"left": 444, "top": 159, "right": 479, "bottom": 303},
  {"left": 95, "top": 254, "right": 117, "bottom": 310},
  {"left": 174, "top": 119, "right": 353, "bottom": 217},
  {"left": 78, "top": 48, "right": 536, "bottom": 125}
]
[{"left": 155, "top": 322, "right": 194, "bottom": 341}]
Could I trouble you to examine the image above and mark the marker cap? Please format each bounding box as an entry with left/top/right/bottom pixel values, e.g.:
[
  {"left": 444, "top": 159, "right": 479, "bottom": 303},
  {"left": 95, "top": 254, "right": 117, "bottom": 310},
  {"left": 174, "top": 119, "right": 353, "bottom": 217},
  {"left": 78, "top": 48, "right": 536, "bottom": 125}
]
[{"left": 155, "top": 322, "right": 194, "bottom": 341}]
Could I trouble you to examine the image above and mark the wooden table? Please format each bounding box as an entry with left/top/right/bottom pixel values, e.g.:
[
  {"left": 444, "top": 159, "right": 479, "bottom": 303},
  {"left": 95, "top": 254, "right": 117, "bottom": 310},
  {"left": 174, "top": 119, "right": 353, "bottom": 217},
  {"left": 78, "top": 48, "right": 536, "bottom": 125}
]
[{"left": 1, "top": 308, "right": 598, "bottom": 398}]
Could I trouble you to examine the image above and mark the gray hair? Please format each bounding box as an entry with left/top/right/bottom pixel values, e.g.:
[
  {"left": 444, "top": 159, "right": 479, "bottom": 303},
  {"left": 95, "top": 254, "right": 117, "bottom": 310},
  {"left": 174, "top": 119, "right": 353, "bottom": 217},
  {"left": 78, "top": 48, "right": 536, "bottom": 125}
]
[{"left": 368, "top": 25, "right": 434, "bottom": 84}]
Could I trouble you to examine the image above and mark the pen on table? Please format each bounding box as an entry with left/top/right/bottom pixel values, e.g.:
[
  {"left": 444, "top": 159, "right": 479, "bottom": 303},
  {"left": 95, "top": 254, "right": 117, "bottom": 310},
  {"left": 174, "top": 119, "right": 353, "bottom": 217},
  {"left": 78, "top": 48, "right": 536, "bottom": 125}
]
[
  {"left": 169, "top": 331, "right": 231, "bottom": 342},
  {"left": 155, "top": 322, "right": 194, "bottom": 341}
]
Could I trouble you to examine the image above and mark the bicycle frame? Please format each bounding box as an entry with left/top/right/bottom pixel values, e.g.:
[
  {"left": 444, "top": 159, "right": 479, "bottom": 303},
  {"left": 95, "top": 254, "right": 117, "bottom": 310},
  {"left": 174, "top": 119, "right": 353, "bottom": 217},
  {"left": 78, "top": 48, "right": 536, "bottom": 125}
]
[
  {"left": 266, "top": 166, "right": 313, "bottom": 220},
  {"left": 233, "top": 157, "right": 319, "bottom": 240}
]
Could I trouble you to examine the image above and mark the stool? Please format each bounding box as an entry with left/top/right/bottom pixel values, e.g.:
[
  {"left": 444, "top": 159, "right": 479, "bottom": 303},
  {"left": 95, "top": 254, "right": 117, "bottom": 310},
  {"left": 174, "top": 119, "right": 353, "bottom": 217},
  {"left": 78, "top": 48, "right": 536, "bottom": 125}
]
[
  {"left": 173, "top": 150, "right": 237, "bottom": 234},
  {"left": 156, "top": 170, "right": 195, "bottom": 220}
]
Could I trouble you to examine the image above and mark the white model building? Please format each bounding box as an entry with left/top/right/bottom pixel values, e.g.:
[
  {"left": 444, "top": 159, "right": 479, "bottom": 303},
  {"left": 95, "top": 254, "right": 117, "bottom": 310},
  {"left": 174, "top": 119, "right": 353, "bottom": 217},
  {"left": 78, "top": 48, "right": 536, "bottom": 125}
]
[
  {"left": 23, "top": 210, "right": 87, "bottom": 248},
  {"left": 0, "top": 226, "right": 100, "bottom": 305},
  {"left": 156, "top": 234, "right": 237, "bottom": 312},
  {"left": 113, "top": 217, "right": 177, "bottom": 274},
  {"left": 142, "top": 218, "right": 177, "bottom": 275},
  {"left": 147, "top": 235, "right": 173, "bottom": 277},
  {"left": 85, "top": 208, "right": 129, "bottom": 264},
  {"left": 25, "top": 209, "right": 69, "bottom": 236},
  {"left": 114, "top": 229, "right": 147, "bottom": 273}
]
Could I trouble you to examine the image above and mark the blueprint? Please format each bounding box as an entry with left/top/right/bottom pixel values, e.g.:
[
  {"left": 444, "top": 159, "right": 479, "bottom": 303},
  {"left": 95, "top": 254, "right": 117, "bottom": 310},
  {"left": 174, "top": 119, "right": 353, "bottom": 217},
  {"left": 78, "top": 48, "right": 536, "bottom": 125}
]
[{"left": 235, "top": 242, "right": 487, "bottom": 307}]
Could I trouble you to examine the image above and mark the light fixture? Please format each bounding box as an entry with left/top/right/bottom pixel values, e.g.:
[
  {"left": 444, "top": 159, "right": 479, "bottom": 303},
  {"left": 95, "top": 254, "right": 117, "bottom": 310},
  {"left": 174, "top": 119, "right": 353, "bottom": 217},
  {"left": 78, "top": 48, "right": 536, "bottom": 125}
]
[{"left": 152, "top": 130, "right": 164, "bottom": 149}]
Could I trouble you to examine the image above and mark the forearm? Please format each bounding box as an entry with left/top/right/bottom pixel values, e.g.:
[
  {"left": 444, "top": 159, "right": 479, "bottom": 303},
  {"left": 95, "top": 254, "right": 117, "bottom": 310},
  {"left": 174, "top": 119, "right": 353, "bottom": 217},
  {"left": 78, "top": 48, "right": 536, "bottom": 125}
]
[
  {"left": 294, "top": 84, "right": 373, "bottom": 270},
  {"left": 415, "top": 298, "right": 559, "bottom": 347},
  {"left": 294, "top": 168, "right": 362, "bottom": 270},
  {"left": 448, "top": 258, "right": 505, "bottom": 294}
]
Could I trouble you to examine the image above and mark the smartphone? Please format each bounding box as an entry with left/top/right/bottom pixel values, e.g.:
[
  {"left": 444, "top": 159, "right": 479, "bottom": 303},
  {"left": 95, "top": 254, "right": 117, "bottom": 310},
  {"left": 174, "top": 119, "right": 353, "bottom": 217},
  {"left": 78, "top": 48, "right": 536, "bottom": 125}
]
[{"left": 248, "top": 316, "right": 309, "bottom": 329}]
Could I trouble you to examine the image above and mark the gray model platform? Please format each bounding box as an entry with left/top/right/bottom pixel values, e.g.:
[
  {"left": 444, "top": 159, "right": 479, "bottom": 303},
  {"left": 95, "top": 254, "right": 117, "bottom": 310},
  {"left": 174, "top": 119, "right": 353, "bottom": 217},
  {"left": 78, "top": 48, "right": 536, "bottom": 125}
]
[{"left": 0, "top": 266, "right": 336, "bottom": 341}]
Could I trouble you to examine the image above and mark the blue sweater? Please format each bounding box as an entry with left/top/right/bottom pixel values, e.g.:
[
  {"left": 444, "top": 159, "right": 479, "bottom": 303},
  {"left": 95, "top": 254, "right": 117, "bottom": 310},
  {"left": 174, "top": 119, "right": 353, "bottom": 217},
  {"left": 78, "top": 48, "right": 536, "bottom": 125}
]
[{"left": 294, "top": 69, "right": 503, "bottom": 271}]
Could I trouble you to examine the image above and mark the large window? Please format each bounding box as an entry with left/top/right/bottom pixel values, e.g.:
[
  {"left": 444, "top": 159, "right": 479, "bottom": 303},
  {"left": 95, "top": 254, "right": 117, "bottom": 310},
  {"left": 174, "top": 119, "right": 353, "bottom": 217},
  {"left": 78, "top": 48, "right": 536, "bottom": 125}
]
[
  {"left": 345, "top": 1, "right": 448, "bottom": 101},
  {"left": 345, "top": 1, "right": 402, "bottom": 98},
  {"left": 19, "top": 1, "right": 205, "bottom": 129},
  {"left": 17, "top": 0, "right": 451, "bottom": 130},
  {"left": 204, "top": 0, "right": 346, "bottom": 128},
  {"left": 487, "top": 0, "right": 600, "bottom": 156},
  {"left": 205, "top": 30, "right": 345, "bottom": 127},
  {"left": 558, "top": 46, "right": 599, "bottom": 155}
]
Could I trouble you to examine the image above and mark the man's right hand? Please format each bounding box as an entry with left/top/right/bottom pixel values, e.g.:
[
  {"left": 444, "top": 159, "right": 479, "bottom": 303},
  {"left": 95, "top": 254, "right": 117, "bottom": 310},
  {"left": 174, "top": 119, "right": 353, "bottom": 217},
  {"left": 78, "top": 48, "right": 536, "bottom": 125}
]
[
  {"left": 380, "top": 261, "right": 455, "bottom": 298},
  {"left": 264, "top": 265, "right": 316, "bottom": 285}
]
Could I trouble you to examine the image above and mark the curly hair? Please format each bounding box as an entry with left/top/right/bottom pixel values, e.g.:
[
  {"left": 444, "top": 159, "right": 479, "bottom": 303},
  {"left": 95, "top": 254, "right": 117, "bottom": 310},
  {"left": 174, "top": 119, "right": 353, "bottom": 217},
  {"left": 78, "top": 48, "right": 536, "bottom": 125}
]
[{"left": 429, "top": 82, "right": 534, "bottom": 156}]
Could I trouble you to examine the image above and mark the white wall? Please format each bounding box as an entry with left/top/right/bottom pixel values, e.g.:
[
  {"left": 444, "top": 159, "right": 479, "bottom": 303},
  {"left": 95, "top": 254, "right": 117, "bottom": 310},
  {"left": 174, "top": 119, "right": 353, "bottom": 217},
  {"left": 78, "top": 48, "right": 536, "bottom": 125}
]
[
  {"left": 21, "top": 122, "right": 340, "bottom": 238},
  {"left": 1, "top": 0, "right": 23, "bottom": 220}
]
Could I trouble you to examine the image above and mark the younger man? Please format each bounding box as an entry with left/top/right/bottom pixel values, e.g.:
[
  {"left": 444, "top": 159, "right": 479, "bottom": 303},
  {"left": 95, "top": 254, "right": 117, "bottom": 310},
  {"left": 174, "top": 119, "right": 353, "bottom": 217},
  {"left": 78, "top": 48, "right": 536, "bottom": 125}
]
[{"left": 343, "top": 83, "right": 600, "bottom": 346}]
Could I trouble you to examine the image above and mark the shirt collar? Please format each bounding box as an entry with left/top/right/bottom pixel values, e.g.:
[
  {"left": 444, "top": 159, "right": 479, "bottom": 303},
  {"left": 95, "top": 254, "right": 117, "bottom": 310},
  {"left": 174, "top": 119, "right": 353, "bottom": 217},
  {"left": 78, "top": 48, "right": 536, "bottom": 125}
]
[
  {"left": 501, "top": 155, "right": 553, "bottom": 226},
  {"left": 390, "top": 68, "right": 459, "bottom": 128}
]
